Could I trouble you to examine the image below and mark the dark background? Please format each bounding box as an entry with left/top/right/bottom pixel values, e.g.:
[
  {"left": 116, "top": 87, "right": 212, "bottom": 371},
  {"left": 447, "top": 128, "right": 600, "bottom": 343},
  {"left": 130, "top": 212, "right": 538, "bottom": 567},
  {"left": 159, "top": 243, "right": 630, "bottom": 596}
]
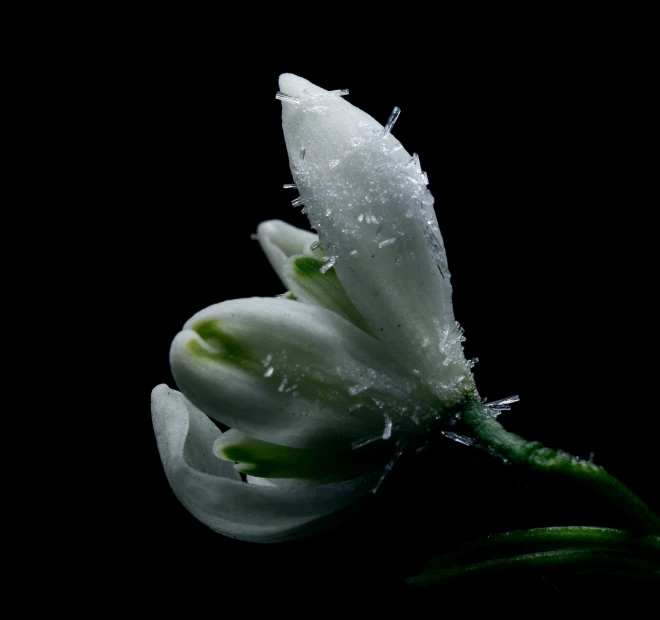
[{"left": 90, "top": 40, "right": 657, "bottom": 607}]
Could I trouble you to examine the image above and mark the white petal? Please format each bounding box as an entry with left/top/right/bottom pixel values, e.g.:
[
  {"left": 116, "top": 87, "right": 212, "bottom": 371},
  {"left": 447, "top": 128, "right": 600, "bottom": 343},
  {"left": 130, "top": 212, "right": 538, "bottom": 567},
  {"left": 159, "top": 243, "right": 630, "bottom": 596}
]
[
  {"left": 170, "top": 298, "right": 433, "bottom": 450},
  {"left": 151, "top": 383, "right": 240, "bottom": 480},
  {"left": 151, "top": 384, "right": 375, "bottom": 542},
  {"left": 279, "top": 74, "right": 474, "bottom": 404},
  {"left": 256, "top": 219, "right": 318, "bottom": 285}
]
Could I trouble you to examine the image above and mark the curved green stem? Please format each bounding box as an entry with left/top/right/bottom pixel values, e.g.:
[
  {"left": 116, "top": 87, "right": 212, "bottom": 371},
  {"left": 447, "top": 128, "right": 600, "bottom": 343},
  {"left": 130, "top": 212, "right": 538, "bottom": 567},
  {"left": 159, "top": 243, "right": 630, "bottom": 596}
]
[
  {"left": 424, "top": 526, "right": 660, "bottom": 571},
  {"left": 461, "top": 399, "right": 660, "bottom": 534},
  {"left": 407, "top": 549, "right": 660, "bottom": 589}
]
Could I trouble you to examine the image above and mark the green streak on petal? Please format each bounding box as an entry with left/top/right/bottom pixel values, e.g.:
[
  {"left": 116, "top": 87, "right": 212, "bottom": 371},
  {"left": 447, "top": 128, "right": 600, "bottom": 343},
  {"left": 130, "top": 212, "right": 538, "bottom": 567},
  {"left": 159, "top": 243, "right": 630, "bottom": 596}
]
[
  {"left": 285, "top": 292, "right": 297, "bottom": 300},
  {"left": 215, "top": 429, "right": 387, "bottom": 480},
  {"left": 221, "top": 446, "right": 257, "bottom": 463},
  {"left": 187, "top": 316, "right": 369, "bottom": 410},
  {"left": 289, "top": 256, "right": 375, "bottom": 337},
  {"left": 294, "top": 256, "right": 325, "bottom": 277},
  {"left": 188, "top": 339, "right": 219, "bottom": 362},
  {"left": 193, "top": 320, "right": 244, "bottom": 357},
  {"left": 187, "top": 319, "right": 255, "bottom": 368}
]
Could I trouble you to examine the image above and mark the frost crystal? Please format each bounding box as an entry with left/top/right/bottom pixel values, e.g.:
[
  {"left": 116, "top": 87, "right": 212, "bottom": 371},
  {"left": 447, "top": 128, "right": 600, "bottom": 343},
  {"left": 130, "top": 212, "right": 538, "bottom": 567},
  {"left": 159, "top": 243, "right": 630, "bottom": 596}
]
[
  {"left": 352, "top": 435, "right": 381, "bottom": 449},
  {"left": 441, "top": 431, "right": 474, "bottom": 447},
  {"left": 348, "top": 384, "right": 369, "bottom": 396},
  {"left": 420, "top": 199, "right": 450, "bottom": 279},
  {"left": 276, "top": 92, "right": 302, "bottom": 105},
  {"left": 407, "top": 153, "right": 420, "bottom": 169},
  {"left": 407, "top": 153, "right": 428, "bottom": 185},
  {"left": 319, "top": 256, "right": 337, "bottom": 273},
  {"left": 381, "top": 106, "right": 401, "bottom": 137},
  {"left": 484, "top": 395, "right": 520, "bottom": 417},
  {"left": 371, "top": 443, "right": 406, "bottom": 493},
  {"left": 382, "top": 414, "right": 393, "bottom": 440},
  {"left": 378, "top": 237, "right": 397, "bottom": 248}
]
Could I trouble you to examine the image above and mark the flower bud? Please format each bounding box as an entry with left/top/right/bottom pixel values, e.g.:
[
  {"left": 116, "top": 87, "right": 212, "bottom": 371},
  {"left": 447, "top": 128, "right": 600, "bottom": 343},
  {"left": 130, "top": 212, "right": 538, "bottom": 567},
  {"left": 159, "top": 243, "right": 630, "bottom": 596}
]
[
  {"left": 170, "top": 297, "right": 436, "bottom": 451},
  {"left": 279, "top": 74, "right": 475, "bottom": 404}
]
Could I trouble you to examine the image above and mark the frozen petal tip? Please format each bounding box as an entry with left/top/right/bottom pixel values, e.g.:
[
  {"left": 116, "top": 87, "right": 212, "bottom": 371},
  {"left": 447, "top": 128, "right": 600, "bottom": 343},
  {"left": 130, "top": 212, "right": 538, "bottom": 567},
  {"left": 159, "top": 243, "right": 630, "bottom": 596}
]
[{"left": 279, "top": 73, "right": 328, "bottom": 100}]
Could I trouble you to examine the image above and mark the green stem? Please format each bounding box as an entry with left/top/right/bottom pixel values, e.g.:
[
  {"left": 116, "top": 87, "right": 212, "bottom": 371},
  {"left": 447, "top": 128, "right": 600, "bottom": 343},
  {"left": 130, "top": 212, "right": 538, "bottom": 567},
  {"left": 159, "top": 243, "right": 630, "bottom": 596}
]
[
  {"left": 407, "top": 549, "right": 660, "bottom": 589},
  {"left": 461, "top": 398, "right": 660, "bottom": 534},
  {"left": 424, "top": 526, "right": 660, "bottom": 571}
]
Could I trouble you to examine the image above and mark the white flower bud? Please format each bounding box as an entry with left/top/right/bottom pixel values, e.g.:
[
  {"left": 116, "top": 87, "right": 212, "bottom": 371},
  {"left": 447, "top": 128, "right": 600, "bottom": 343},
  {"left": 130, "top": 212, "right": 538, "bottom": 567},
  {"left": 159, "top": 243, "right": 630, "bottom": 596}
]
[
  {"left": 279, "top": 74, "right": 474, "bottom": 405},
  {"left": 170, "top": 297, "right": 437, "bottom": 451}
]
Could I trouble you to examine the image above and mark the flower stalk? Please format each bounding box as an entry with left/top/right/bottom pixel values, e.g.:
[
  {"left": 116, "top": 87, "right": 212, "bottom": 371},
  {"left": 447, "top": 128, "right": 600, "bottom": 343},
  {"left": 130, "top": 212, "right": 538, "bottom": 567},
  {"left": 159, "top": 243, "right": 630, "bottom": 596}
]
[{"left": 461, "top": 398, "right": 660, "bottom": 535}]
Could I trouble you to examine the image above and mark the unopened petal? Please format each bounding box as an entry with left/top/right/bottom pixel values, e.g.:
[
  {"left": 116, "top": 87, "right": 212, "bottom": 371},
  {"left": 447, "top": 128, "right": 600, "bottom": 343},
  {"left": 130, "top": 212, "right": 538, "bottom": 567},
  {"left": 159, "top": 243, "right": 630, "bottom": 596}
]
[
  {"left": 256, "top": 219, "right": 318, "bottom": 285},
  {"left": 151, "top": 384, "right": 375, "bottom": 542},
  {"left": 279, "top": 74, "right": 474, "bottom": 404},
  {"left": 170, "top": 297, "right": 434, "bottom": 450}
]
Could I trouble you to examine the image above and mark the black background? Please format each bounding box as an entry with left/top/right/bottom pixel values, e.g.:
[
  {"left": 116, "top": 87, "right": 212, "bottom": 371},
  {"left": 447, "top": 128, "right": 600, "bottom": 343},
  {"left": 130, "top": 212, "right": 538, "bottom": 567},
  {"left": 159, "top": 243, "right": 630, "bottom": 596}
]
[{"left": 87, "top": 35, "right": 658, "bottom": 608}]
